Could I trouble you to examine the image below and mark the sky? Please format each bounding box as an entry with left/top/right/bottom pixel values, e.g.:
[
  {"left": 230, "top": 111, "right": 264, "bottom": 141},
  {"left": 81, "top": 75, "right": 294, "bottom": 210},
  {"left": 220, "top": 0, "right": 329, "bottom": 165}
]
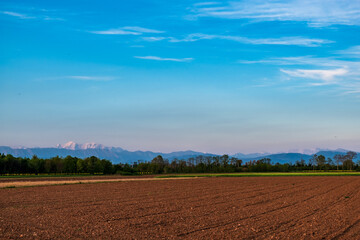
[{"left": 1, "top": 0, "right": 360, "bottom": 154}]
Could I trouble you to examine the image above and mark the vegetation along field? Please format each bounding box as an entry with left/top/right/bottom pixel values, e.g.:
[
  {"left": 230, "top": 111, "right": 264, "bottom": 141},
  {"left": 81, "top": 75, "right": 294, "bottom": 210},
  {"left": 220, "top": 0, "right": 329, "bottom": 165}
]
[
  {"left": 1, "top": 151, "right": 359, "bottom": 176},
  {"left": 1, "top": 176, "right": 360, "bottom": 239}
]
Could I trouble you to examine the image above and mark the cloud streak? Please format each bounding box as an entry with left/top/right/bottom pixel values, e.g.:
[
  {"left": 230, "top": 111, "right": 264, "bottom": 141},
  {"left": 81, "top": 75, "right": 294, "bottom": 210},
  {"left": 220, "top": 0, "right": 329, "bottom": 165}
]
[
  {"left": 336, "top": 46, "right": 360, "bottom": 58},
  {"left": 240, "top": 54, "right": 360, "bottom": 93},
  {"left": 1, "top": 9, "right": 64, "bottom": 21},
  {"left": 142, "top": 37, "right": 167, "bottom": 42},
  {"left": 134, "top": 56, "right": 193, "bottom": 62},
  {"left": 90, "top": 26, "right": 164, "bottom": 35},
  {"left": 144, "top": 33, "right": 332, "bottom": 47},
  {"left": 280, "top": 68, "right": 348, "bottom": 82},
  {"left": 90, "top": 29, "right": 142, "bottom": 35},
  {"left": 122, "top": 26, "right": 164, "bottom": 33},
  {"left": 239, "top": 56, "right": 344, "bottom": 67},
  {"left": 192, "top": 0, "right": 360, "bottom": 27},
  {"left": 193, "top": 2, "right": 222, "bottom": 7},
  {"left": 66, "top": 76, "right": 115, "bottom": 81},
  {"left": 1, "top": 11, "right": 34, "bottom": 19}
]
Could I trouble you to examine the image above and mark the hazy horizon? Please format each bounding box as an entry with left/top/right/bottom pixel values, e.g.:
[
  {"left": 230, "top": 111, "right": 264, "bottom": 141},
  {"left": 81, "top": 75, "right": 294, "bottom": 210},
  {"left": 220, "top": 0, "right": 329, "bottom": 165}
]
[
  {"left": 1, "top": 0, "right": 360, "bottom": 154},
  {"left": 1, "top": 140, "right": 358, "bottom": 156}
]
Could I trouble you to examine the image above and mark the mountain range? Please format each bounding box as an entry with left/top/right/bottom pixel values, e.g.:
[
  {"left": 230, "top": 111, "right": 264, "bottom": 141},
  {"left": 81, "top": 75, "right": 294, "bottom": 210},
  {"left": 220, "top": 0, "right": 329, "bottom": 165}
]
[{"left": 0, "top": 142, "right": 358, "bottom": 164}]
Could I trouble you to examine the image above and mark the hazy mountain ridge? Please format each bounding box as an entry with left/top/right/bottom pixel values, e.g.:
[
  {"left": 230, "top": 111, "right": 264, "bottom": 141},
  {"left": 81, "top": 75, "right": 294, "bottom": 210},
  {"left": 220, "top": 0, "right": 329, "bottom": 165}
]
[
  {"left": 243, "top": 151, "right": 360, "bottom": 164},
  {"left": 232, "top": 152, "right": 271, "bottom": 159},
  {"left": 56, "top": 141, "right": 124, "bottom": 151},
  {"left": 0, "top": 142, "right": 358, "bottom": 164},
  {"left": 0, "top": 142, "right": 214, "bottom": 164}
]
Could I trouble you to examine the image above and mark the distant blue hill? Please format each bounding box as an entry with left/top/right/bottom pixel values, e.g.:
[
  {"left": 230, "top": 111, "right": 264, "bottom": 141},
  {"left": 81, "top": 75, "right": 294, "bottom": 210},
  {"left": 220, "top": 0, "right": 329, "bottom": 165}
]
[
  {"left": 0, "top": 143, "right": 358, "bottom": 164},
  {"left": 238, "top": 150, "right": 360, "bottom": 164},
  {"left": 0, "top": 145, "right": 215, "bottom": 164},
  {"left": 248, "top": 153, "right": 312, "bottom": 164},
  {"left": 232, "top": 152, "right": 271, "bottom": 159}
]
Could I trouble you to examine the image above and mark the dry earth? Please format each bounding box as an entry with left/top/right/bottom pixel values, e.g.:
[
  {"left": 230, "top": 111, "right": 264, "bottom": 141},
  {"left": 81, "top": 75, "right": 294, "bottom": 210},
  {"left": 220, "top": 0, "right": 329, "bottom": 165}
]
[
  {"left": 0, "top": 176, "right": 186, "bottom": 188},
  {"left": 1, "top": 176, "right": 360, "bottom": 239}
]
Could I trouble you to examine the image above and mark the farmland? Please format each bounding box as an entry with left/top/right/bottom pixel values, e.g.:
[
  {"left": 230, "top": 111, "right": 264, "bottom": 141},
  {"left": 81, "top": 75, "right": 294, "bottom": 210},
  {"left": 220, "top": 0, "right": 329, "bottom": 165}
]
[
  {"left": 1, "top": 176, "right": 360, "bottom": 239},
  {"left": 1, "top": 172, "right": 360, "bottom": 188}
]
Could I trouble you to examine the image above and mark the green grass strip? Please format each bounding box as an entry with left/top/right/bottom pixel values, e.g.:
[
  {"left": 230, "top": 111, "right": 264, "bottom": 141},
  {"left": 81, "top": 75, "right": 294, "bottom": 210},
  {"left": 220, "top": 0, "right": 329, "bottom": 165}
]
[
  {"left": 0, "top": 174, "right": 97, "bottom": 179},
  {"left": 156, "top": 172, "right": 360, "bottom": 178}
]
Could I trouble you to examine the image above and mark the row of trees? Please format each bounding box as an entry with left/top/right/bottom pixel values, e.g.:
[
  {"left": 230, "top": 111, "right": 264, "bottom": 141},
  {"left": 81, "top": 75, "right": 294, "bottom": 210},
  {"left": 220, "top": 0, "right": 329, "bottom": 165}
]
[
  {"left": 0, "top": 154, "right": 113, "bottom": 175},
  {"left": 0, "top": 151, "right": 358, "bottom": 175},
  {"left": 305, "top": 152, "right": 359, "bottom": 171},
  {"left": 135, "top": 151, "right": 359, "bottom": 174}
]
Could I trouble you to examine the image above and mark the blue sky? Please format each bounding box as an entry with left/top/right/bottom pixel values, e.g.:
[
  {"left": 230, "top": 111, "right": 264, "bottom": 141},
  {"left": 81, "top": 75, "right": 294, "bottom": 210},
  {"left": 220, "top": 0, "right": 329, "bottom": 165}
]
[{"left": 1, "top": 0, "right": 360, "bottom": 154}]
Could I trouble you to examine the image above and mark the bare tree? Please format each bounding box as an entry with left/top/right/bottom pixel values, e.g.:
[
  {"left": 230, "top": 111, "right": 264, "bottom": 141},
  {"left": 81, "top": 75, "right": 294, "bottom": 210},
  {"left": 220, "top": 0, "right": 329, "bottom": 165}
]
[
  {"left": 344, "top": 151, "right": 357, "bottom": 170},
  {"left": 309, "top": 154, "right": 317, "bottom": 170},
  {"left": 315, "top": 155, "right": 326, "bottom": 170},
  {"left": 334, "top": 154, "right": 343, "bottom": 171}
]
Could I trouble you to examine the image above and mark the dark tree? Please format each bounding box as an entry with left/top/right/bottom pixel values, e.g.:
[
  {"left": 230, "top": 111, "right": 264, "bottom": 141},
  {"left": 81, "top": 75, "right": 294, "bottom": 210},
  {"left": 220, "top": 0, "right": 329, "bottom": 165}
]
[
  {"left": 315, "top": 155, "right": 326, "bottom": 170},
  {"left": 334, "top": 154, "right": 343, "bottom": 171}
]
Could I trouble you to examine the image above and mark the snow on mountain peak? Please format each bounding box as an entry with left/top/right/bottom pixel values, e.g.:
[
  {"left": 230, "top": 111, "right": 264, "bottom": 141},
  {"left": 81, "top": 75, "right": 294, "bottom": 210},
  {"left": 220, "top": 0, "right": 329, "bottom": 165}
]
[
  {"left": 57, "top": 141, "right": 79, "bottom": 150},
  {"left": 57, "top": 141, "right": 117, "bottom": 150},
  {"left": 82, "top": 142, "right": 106, "bottom": 149}
]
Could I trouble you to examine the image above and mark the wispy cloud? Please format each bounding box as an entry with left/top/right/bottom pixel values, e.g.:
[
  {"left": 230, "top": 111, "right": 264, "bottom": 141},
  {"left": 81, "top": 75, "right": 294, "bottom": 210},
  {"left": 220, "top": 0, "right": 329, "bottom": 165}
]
[
  {"left": 144, "top": 33, "right": 332, "bottom": 47},
  {"left": 134, "top": 56, "right": 193, "bottom": 62},
  {"left": 90, "top": 26, "right": 164, "bottom": 35},
  {"left": 142, "top": 37, "right": 167, "bottom": 42},
  {"left": 1, "top": 11, "right": 34, "bottom": 19},
  {"left": 280, "top": 68, "right": 348, "bottom": 82},
  {"left": 90, "top": 29, "right": 142, "bottom": 35},
  {"left": 43, "top": 16, "right": 65, "bottom": 21},
  {"left": 283, "top": 63, "right": 360, "bottom": 91},
  {"left": 194, "top": 2, "right": 222, "bottom": 7},
  {"left": 1, "top": 9, "right": 64, "bottom": 21},
  {"left": 240, "top": 55, "right": 360, "bottom": 93},
  {"left": 122, "top": 26, "right": 164, "bottom": 33},
  {"left": 336, "top": 45, "right": 360, "bottom": 58},
  {"left": 192, "top": 0, "right": 360, "bottom": 27},
  {"left": 67, "top": 76, "right": 115, "bottom": 81},
  {"left": 239, "top": 56, "right": 343, "bottom": 67}
]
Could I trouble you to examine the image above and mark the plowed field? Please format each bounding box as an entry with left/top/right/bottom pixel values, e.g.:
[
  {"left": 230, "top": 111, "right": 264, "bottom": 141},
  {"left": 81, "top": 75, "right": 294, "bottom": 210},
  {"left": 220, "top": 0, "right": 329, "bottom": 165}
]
[{"left": 1, "top": 176, "right": 360, "bottom": 239}]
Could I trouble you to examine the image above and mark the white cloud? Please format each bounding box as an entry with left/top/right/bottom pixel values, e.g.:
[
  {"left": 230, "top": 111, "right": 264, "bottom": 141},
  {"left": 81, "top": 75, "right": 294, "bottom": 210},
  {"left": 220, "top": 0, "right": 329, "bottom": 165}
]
[
  {"left": 192, "top": 0, "right": 360, "bottom": 27},
  {"left": 142, "top": 37, "right": 167, "bottom": 42},
  {"left": 240, "top": 55, "right": 360, "bottom": 71},
  {"left": 168, "top": 33, "right": 214, "bottom": 42},
  {"left": 336, "top": 46, "right": 360, "bottom": 58},
  {"left": 239, "top": 56, "right": 343, "bottom": 67},
  {"left": 90, "top": 26, "right": 164, "bottom": 35},
  {"left": 1, "top": 11, "right": 34, "bottom": 19},
  {"left": 90, "top": 29, "right": 141, "bottom": 35},
  {"left": 152, "top": 33, "right": 332, "bottom": 47},
  {"left": 43, "top": 16, "right": 65, "bottom": 21},
  {"left": 280, "top": 68, "right": 348, "bottom": 82},
  {"left": 67, "top": 76, "right": 115, "bottom": 81},
  {"left": 122, "top": 26, "right": 164, "bottom": 33},
  {"left": 1, "top": 9, "right": 65, "bottom": 21},
  {"left": 240, "top": 54, "right": 360, "bottom": 93},
  {"left": 134, "top": 56, "right": 193, "bottom": 62},
  {"left": 194, "top": 2, "right": 222, "bottom": 7},
  {"left": 234, "top": 36, "right": 331, "bottom": 47}
]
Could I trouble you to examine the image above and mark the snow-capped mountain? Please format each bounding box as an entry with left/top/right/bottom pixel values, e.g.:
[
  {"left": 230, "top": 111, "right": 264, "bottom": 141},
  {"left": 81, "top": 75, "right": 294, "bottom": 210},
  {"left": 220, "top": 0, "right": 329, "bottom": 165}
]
[
  {"left": 56, "top": 141, "right": 78, "bottom": 150},
  {"left": 0, "top": 142, "right": 211, "bottom": 164},
  {"left": 0, "top": 142, "right": 358, "bottom": 164},
  {"left": 56, "top": 141, "right": 120, "bottom": 151}
]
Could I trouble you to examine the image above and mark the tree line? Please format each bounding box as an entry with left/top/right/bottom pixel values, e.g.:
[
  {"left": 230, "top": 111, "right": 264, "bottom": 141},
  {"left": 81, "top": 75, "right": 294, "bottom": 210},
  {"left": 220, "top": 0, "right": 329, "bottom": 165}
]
[
  {"left": 0, "top": 151, "right": 358, "bottom": 175},
  {"left": 0, "top": 154, "right": 113, "bottom": 175},
  {"left": 135, "top": 151, "right": 359, "bottom": 174}
]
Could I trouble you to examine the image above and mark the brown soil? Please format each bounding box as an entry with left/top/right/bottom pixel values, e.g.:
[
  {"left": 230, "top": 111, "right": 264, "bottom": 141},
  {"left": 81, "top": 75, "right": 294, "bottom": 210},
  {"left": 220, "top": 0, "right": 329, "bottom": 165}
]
[
  {"left": 0, "top": 175, "right": 154, "bottom": 183},
  {"left": 0, "top": 176, "right": 182, "bottom": 188},
  {"left": 1, "top": 177, "right": 360, "bottom": 239}
]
